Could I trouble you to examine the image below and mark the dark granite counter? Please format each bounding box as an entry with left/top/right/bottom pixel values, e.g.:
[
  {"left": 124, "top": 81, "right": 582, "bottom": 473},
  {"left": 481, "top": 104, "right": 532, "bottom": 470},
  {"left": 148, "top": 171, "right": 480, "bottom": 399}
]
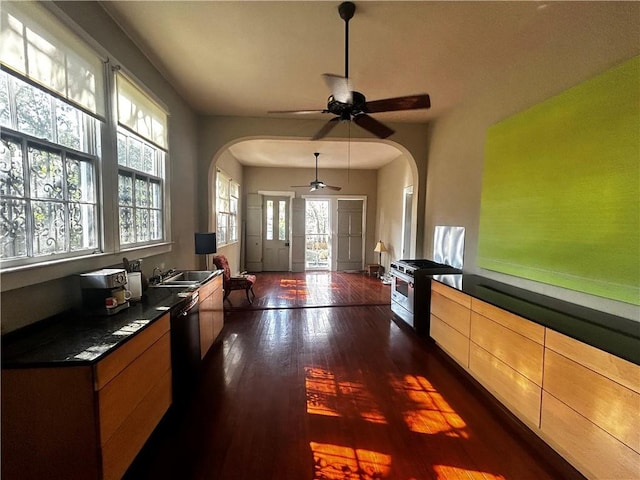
[
  {"left": 2, "top": 286, "right": 192, "bottom": 368},
  {"left": 432, "top": 274, "right": 640, "bottom": 366}
]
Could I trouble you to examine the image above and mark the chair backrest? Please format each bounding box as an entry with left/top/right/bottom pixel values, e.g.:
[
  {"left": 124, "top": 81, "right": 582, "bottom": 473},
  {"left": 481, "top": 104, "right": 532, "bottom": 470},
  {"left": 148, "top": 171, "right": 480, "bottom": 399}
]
[{"left": 212, "top": 255, "right": 231, "bottom": 281}]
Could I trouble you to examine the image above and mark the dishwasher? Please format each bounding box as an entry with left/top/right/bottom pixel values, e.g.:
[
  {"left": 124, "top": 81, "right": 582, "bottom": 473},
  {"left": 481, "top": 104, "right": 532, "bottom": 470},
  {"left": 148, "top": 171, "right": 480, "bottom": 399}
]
[{"left": 170, "top": 290, "right": 200, "bottom": 403}]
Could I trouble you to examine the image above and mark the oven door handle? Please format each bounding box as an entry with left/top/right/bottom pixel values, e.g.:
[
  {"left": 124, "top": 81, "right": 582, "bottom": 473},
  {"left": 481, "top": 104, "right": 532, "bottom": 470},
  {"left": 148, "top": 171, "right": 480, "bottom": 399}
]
[{"left": 391, "top": 270, "right": 413, "bottom": 285}]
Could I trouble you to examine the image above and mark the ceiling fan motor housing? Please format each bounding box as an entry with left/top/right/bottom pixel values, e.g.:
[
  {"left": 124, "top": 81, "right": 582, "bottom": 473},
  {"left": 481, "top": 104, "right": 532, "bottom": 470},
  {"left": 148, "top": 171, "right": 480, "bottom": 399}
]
[{"left": 327, "top": 91, "right": 367, "bottom": 117}]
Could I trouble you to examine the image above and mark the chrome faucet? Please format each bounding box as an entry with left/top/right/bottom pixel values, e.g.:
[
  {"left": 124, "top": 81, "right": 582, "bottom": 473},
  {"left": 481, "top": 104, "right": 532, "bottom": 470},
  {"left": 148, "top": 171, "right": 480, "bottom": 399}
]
[{"left": 151, "top": 267, "right": 163, "bottom": 284}]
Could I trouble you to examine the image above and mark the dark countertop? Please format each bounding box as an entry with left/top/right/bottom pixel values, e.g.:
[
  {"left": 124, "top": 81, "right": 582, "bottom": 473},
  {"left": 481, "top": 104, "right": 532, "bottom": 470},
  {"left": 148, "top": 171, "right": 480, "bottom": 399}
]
[
  {"left": 2, "top": 286, "right": 193, "bottom": 368},
  {"left": 432, "top": 274, "right": 640, "bottom": 366}
]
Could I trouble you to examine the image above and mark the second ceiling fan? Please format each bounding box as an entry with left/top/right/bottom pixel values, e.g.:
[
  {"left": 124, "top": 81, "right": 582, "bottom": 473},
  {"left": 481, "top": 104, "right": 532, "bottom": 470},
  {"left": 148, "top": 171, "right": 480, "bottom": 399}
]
[
  {"left": 291, "top": 152, "right": 341, "bottom": 192},
  {"left": 271, "top": 1, "right": 431, "bottom": 140}
]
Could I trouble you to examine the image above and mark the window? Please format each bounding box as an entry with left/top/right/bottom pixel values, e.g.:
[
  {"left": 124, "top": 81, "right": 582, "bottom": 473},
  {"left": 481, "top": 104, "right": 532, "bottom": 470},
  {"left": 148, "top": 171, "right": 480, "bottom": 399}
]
[
  {"left": 216, "top": 171, "right": 238, "bottom": 246},
  {"left": 116, "top": 74, "right": 167, "bottom": 247},
  {"left": 0, "top": 2, "right": 169, "bottom": 271},
  {"left": 0, "top": 1, "right": 102, "bottom": 266}
]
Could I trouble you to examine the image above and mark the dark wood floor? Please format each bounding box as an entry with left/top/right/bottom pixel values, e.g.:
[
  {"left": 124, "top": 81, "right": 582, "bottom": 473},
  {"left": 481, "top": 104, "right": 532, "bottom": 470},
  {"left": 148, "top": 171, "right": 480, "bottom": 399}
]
[{"left": 125, "top": 272, "right": 582, "bottom": 480}]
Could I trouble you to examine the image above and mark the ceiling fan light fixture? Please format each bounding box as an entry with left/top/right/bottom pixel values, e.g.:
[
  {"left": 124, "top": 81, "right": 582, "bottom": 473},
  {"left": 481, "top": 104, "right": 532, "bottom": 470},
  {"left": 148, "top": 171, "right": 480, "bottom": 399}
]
[{"left": 290, "top": 152, "right": 342, "bottom": 192}]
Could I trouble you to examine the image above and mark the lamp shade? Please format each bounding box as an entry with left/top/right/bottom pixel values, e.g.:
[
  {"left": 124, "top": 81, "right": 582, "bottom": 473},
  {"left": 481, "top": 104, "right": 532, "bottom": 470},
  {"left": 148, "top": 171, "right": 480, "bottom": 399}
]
[
  {"left": 373, "top": 241, "right": 387, "bottom": 253},
  {"left": 194, "top": 232, "right": 217, "bottom": 255}
]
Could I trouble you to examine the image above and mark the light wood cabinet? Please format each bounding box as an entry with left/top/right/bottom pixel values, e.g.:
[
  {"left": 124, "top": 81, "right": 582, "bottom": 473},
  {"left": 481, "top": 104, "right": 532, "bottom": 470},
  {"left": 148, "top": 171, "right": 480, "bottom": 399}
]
[
  {"left": 198, "top": 274, "right": 224, "bottom": 359},
  {"left": 541, "top": 330, "right": 640, "bottom": 478},
  {"left": 430, "top": 314, "right": 469, "bottom": 368},
  {"left": 430, "top": 282, "right": 472, "bottom": 369},
  {"left": 1, "top": 314, "right": 172, "bottom": 480},
  {"left": 468, "top": 298, "right": 545, "bottom": 428},
  {"left": 430, "top": 280, "right": 640, "bottom": 479}
]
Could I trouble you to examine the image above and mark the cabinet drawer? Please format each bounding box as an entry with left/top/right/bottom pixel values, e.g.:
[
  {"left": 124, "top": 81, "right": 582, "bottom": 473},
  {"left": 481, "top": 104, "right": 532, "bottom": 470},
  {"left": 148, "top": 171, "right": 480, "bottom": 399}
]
[
  {"left": 540, "top": 391, "right": 640, "bottom": 479},
  {"left": 470, "top": 312, "right": 544, "bottom": 385},
  {"left": 543, "top": 349, "right": 639, "bottom": 451},
  {"left": 469, "top": 344, "right": 542, "bottom": 428},
  {"left": 98, "top": 332, "right": 171, "bottom": 445},
  {"left": 431, "top": 291, "right": 471, "bottom": 337},
  {"left": 546, "top": 329, "right": 640, "bottom": 394},
  {"left": 101, "top": 369, "right": 172, "bottom": 480},
  {"left": 94, "top": 314, "right": 170, "bottom": 390},
  {"left": 430, "top": 314, "right": 469, "bottom": 368},
  {"left": 471, "top": 298, "right": 544, "bottom": 344},
  {"left": 432, "top": 281, "right": 471, "bottom": 308}
]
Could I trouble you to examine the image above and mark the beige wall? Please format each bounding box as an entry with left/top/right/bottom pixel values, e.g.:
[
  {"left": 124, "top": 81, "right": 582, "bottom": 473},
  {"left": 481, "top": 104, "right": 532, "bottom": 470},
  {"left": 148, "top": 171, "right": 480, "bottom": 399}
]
[
  {"left": 243, "top": 166, "right": 380, "bottom": 265},
  {"left": 376, "top": 155, "right": 414, "bottom": 271},
  {"left": 1, "top": 2, "right": 200, "bottom": 333}
]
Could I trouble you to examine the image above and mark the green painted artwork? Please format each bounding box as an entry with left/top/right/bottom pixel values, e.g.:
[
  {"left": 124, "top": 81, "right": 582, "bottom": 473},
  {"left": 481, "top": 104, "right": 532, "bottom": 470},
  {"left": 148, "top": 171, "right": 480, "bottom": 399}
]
[{"left": 478, "top": 56, "right": 640, "bottom": 305}]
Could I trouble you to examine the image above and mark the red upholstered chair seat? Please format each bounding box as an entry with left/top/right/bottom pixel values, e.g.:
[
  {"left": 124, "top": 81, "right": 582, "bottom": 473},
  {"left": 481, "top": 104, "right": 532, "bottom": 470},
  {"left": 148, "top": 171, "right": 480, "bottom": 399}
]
[{"left": 212, "top": 255, "right": 256, "bottom": 304}]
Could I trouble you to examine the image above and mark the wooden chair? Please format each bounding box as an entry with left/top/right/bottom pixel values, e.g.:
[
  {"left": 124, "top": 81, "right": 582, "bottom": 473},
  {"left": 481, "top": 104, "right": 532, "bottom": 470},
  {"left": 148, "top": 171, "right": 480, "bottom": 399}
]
[{"left": 212, "top": 255, "right": 256, "bottom": 304}]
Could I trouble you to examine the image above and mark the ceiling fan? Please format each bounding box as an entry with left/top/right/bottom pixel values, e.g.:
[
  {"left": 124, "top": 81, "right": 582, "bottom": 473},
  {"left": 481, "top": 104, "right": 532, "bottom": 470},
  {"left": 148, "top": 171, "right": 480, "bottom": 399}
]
[
  {"left": 291, "top": 152, "right": 342, "bottom": 191},
  {"left": 270, "top": 1, "right": 431, "bottom": 140}
]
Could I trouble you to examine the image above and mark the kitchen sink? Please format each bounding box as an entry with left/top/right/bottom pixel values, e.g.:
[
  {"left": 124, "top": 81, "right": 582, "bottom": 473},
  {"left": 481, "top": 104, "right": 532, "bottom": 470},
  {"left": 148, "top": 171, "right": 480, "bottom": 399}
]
[
  {"left": 164, "top": 271, "right": 217, "bottom": 283},
  {"left": 152, "top": 270, "right": 218, "bottom": 287}
]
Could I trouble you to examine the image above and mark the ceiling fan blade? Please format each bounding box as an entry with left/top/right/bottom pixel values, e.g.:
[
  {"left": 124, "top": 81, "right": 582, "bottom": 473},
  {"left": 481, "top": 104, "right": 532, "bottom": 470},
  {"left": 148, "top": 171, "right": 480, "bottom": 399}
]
[
  {"left": 322, "top": 74, "right": 352, "bottom": 104},
  {"left": 268, "top": 109, "right": 326, "bottom": 114},
  {"left": 291, "top": 184, "right": 313, "bottom": 188},
  {"left": 365, "top": 94, "right": 431, "bottom": 113},
  {"left": 353, "top": 113, "right": 395, "bottom": 139},
  {"left": 323, "top": 185, "right": 342, "bottom": 191},
  {"left": 312, "top": 117, "right": 340, "bottom": 140}
]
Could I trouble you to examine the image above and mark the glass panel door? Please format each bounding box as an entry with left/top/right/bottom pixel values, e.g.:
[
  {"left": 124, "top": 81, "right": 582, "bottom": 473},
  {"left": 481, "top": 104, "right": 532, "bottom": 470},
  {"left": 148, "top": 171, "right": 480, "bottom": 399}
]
[{"left": 305, "top": 199, "right": 330, "bottom": 270}]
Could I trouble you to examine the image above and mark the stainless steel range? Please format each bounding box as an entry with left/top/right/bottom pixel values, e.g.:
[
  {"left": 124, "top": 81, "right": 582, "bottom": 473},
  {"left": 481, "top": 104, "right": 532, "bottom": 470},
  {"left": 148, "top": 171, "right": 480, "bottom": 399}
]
[
  {"left": 390, "top": 226, "right": 465, "bottom": 334},
  {"left": 390, "top": 259, "right": 461, "bottom": 333}
]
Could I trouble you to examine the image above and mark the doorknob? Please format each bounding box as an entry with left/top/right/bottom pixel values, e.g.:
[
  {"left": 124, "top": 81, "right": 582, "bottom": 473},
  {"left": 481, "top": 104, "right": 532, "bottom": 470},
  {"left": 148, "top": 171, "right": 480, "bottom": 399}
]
[{"left": 285, "top": 242, "right": 290, "bottom": 246}]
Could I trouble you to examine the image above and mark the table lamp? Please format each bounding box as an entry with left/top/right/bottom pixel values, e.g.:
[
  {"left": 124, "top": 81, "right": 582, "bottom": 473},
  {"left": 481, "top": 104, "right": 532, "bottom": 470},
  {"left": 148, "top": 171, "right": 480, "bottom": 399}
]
[
  {"left": 373, "top": 240, "right": 387, "bottom": 265},
  {"left": 195, "top": 232, "right": 217, "bottom": 270}
]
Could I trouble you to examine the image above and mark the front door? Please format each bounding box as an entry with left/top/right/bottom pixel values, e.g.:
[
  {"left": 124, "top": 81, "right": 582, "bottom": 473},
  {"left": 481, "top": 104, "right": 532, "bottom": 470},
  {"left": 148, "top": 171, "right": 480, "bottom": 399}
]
[{"left": 263, "top": 196, "right": 290, "bottom": 271}]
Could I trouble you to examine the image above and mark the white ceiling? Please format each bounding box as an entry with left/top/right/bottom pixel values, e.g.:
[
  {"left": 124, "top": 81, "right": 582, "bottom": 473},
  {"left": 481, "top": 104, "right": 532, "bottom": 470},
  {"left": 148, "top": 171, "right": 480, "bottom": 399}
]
[{"left": 100, "top": 1, "right": 640, "bottom": 169}]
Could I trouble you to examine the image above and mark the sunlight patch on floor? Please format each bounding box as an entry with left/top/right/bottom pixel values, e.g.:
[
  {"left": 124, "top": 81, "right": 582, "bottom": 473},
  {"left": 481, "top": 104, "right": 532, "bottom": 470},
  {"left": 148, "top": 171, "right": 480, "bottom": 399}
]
[
  {"left": 434, "top": 464, "right": 507, "bottom": 480},
  {"left": 390, "top": 374, "right": 468, "bottom": 437},
  {"left": 305, "top": 366, "right": 386, "bottom": 424},
  {"left": 310, "top": 442, "right": 392, "bottom": 480}
]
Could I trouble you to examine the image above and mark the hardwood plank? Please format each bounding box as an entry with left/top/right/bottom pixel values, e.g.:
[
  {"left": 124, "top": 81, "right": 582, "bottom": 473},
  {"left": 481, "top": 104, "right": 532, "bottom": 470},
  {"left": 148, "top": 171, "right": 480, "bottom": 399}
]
[{"left": 225, "top": 271, "right": 391, "bottom": 310}]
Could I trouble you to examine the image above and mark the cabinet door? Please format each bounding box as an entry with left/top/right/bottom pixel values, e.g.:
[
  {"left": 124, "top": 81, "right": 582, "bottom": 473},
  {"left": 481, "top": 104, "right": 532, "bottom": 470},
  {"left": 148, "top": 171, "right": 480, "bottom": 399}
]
[{"left": 199, "top": 275, "right": 223, "bottom": 359}]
